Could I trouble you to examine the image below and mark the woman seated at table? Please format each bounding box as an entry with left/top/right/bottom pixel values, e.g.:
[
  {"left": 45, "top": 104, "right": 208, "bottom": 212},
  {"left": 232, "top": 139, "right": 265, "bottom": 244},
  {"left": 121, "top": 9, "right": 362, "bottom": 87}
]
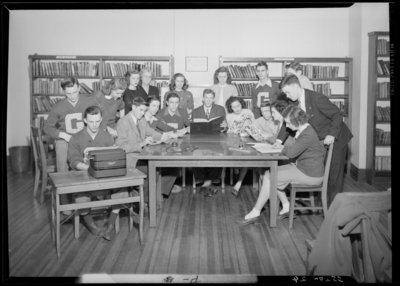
[
  {"left": 155, "top": 92, "right": 190, "bottom": 136},
  {"left": 220, "top": 96, "right": 255, "bottom": 197},
  {"left": 235, "top": 105, "right": 325, "bottom": 225},
  {"left": 135, "top": 68, "right": 160, "bottom": 101},
  {"left": 123, "top": 69, "right": 140, "bottom": 114},
  {"left": 145, "top": 95, "right": 161, "bottom": 130},
  {"left": 116, "top": 97, "right": 181, "bottom": 207}
]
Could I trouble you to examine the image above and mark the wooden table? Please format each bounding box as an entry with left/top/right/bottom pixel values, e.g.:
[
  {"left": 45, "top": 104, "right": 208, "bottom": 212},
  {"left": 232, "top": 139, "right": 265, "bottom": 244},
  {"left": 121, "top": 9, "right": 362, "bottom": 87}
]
[
  {"left": 49, "top": 167, "right": 146, "bottom": 257},
  {"left": 138, "top": 133, "right": 288, "bottom": 228}
]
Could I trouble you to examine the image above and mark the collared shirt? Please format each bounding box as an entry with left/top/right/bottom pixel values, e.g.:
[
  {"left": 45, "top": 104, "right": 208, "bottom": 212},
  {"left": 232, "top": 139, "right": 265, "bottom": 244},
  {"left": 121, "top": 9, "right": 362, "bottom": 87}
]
[
  {"left": 130, "top": 112, "right": 138, "bottom": 125},
  {"left": 294, "top": 123, "right": 310, "bottom": 140},
  {"left": 165, "top": 107, "right": 181, "bottom": 118},
  {"left": 255, "top": 78, "right": 272, "bottom": 89},
  {"left": 203, "top": 105, "right": 212, "bottom": 118},
  {"left": 298, "top": 88, "right": 306, "bottom": 112}
]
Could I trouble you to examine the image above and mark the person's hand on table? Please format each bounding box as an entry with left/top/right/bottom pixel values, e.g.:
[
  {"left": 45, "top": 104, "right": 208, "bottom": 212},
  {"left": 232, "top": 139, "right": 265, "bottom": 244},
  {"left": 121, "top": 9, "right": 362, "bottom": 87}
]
[
  {"left": 272, "top": 141, "right": 283, "bottom": 149},
  {"left": 176, "top": 128, "right": 187, "bottom": 137},
  {"left": 143, "top": 137, "right": 154, "bottom": 146},
  {"left": 324, "top": 135, "right": 335, "bottom": 145}
]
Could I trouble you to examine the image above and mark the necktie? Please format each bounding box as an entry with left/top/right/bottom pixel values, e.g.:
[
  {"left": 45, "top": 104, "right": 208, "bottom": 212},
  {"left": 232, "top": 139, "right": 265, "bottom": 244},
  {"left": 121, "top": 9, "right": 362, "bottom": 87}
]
[{"left": 206, "top": 108, "right": 210, "bottom": 120}]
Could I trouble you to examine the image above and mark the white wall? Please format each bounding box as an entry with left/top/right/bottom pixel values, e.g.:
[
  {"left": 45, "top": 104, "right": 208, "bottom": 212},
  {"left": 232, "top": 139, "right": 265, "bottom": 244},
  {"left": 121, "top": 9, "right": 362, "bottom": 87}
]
[
  {"left": 8, "top": 7, "right": 389, "bottom": 161},
  {"left": 348, "top": 3, "right": 389, "bottom": 169}
]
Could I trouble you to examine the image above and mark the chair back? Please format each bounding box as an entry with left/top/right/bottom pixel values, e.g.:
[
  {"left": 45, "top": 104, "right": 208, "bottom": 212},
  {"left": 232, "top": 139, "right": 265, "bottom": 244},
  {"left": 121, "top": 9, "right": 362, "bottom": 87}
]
[
  {"left": 31, "top": 126, "right": 47, "bottom": 172},
  {"left": 321, "top": 142, "right": 334, "bottom": 201},
  {"left": 345, "top": 191, "right": 392, "bottom": 283}
]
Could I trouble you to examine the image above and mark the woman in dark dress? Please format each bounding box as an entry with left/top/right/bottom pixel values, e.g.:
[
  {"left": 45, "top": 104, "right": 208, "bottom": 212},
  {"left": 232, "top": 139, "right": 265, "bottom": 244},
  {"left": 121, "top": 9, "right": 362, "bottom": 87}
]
[
  {"left": 135, "top": 68, "right": 160, "bottom": 101},
  {"left": 123, "top": 70, "right": 140, "bottom": 114}
]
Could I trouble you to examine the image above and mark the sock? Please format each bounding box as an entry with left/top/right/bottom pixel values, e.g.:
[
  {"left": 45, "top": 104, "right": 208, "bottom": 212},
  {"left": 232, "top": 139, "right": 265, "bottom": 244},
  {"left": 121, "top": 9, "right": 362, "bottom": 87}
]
[
  {"left": 82, "top": 214, "right": 94, "bottom": 225},
  {"left": 233, "top": 183, "right": 241, "bottom": 192},
  {"left": 108, "top": 211, "right": 118, "bottom": 225},
  {"left": 280, "top": 203, "right": 290, "bottom": 215},
  {"left": 244, "top": 208, "right": 260, "bottom": 220},
  {"left": 202, "top": 180, "right": 211, "bottom": 187}
]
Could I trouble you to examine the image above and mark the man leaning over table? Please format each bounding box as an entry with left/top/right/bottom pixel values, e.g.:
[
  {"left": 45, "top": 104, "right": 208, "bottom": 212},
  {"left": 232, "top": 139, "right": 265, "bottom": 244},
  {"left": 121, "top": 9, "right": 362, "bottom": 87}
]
[
  {"left": 191, "top": 88, "right": 226, "bottom": 197},
  {"left": 116, "top": 97, "right": 181, "bottom": 211},
  {"left": 67, "top": 106, "right": 127, "bottom": 241}
]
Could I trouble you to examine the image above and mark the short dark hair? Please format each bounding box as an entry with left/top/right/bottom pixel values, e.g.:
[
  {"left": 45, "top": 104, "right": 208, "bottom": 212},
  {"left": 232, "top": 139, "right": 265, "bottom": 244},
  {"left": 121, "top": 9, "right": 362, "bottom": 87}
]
[
  {"left": 270, "top": 100, "right": 289, "bottom": 114},
  {"left": 203, "top": 88, "right": 215, "bottom": 97},
  {"left": 124, "top": 69, "right": 140, "bottom": 83},
  {"left": 279, "top": 74, "right": 301, "bottom": 89},
  {"left": 101, "top": 77, "right": 128, "bottom": 95},
  {"left": 166, "top": 92, "right": 180, "bottom": 102},
  {"left": 213, "top": 66, "right": 233, "bottom": 84},
  {"left": 256, "top": 61, "right": 269, "bottom": 71},
  {"left": 84, "top": 106, "right": 101, "bottom": 119},
  {"left": 169, "top": 73, "right": 189, "bottom": 91},
  {"left": 132, "top": 97, "right": 148, "bottom": 107},
  {"left": 225, "top": 96, "right": 246, "bottom": 114},
  {"left": 61, "top": 77, "right": 79, "bottom": 90},
  {"left": 259, "top": 101, "right": 271, "bottom": 109},
  {"left": 285, "top": 61, "right": 302, "bottom": 71},
  {"left": 281, "top": 105, "right": 310, "bottom": 127},
  {"left": 146, "top": 94, "right": 161, "bottom": 105}
]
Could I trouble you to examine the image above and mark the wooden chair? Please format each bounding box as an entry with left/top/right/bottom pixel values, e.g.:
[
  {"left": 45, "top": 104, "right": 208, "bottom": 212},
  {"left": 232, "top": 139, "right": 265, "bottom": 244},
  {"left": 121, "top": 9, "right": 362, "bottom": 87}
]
[
  {"left": 31, "top": 126, "right": 57, "bottom": 204},
  {"left": 306, "top": 190, "right": 392, "bottom": 282},
  {"left": 288, "top": 143, "right": 334, "bottom": 229}
]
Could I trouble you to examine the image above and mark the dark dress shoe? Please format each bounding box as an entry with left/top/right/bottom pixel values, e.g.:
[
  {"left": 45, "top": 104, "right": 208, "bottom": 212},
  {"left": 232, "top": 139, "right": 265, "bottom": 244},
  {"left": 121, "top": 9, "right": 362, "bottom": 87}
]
[
  {"left": 102, "top": 221, "right": 115, "bottom": 241},
  {"left": 86, "top": 221, "right": 104, "bottom": 237},
  {"left": 278, "top": 211, "right": 297, "bottom": 220},
  {"left": 204, "top": 185, "right": 218, "bottom": 197},
  {"left": 199, "top": 186, "right": 207, "bottom": 195},
  {"left": 235, "top": 216, "right": 261, "bottom": 226},
  {"left": 231, "top": 188, "right": 239, "bottom": 197}
]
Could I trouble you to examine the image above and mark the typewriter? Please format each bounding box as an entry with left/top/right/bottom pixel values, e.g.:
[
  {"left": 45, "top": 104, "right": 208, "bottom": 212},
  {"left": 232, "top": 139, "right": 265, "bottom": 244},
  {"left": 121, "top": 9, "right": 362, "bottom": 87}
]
[{"left": 87, "top": 148, "right": 127, "bottom": 178}]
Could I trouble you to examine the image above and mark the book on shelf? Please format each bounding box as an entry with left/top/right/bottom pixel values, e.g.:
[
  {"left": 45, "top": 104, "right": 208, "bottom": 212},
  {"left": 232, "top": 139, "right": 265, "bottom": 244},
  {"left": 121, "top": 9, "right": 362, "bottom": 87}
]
[
  {"left": 226, "top": 64, "right": 257, "bottom": 79},
  {"left": 311, "top": 83, "right": 331, "bottom": 97},
  {"left": 375, "top": 156, "right": 391, "bottom": 172},
  {"left": 377, "top": 60, "right": 390, "bottom": 75},
  {"left": 377, "top": 82, "right": 390, "bottom": 99},
  {"left": 33, "top": 61, "right": 99, "bottom": 77},
  {"left": 79, "top": 82, "right": 94, "bottom": 94},
  {"left": 331, "top": 100, "right": 346, "bottom": 115},
  {"left": 377, "top": 39, "right": 390, "bottom": 55},
  {"left": 301, "top": 65, "right": 339, "bottom": 79}
]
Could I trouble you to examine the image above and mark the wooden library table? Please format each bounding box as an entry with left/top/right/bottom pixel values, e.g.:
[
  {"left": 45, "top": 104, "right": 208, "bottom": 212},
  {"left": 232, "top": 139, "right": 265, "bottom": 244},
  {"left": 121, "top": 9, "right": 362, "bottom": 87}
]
[
  {"left": 138, "top": 133, "right": 288, "bottom": 228},
  {"left": 49, "top": 168, "right": 146, "bottom": 257}
]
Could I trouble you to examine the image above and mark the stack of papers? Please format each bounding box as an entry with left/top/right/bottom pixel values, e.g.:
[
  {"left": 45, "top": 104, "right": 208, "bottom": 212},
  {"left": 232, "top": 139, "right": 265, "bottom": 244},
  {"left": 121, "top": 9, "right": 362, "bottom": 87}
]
[{"left": 251, "top": 143, "right": 284, "bottom": 154}]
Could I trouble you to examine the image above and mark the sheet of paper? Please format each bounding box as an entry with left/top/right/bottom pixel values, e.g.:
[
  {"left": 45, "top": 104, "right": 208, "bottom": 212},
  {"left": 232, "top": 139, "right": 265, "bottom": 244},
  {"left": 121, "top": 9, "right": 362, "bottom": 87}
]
[{"left": 167, "top": 123, "right": 178, "bottom": 129}]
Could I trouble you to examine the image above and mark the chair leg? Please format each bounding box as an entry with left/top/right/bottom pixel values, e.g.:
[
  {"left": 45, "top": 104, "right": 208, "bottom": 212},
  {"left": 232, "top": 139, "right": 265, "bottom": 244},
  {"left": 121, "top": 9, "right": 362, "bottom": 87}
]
[
  {"left": 182, "top": 167, "right": 186, "bottom": 188},
  {"left": 74, "top": 211, "right": 80, "bottom": 239},
  {"left": 309, "top": 192, "right": 315, "bottom": 215},
  {"left": 289, "top": 190, "right": 296, "bottom": 229},
  {"left": 321, "top": 192, "right": 328, "bottom": 218},
  {"left": 230, "top": 168, "right": 233, "bottom": 185},
  {"left": 33, "top": 169, "right": 40, "bottom": 198},
  {"left": 128, "top": 204, "right": 133, "bottom": 232},
  {"left": 221, "top": 167, "right": 225, "bottom": 191},
  {"left": 139, "top": 184, "right": 144, "bottom": 245},
  {"left": 252, "top": 169, "right": 258, "bottom": 190},
  {"left": 115, "top": 214, "right": 120, "bottom": 234},
  {"left": 192, "top": 173, "right": 196, "bottom": 194},
  {"left": 40, "top": 171, "right": 47, "bottom": 204}
]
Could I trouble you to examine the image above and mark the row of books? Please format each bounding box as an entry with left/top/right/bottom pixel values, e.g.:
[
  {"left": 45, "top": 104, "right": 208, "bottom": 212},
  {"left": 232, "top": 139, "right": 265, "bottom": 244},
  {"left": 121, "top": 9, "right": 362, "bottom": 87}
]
[
  {"left": 376, "top": 82, "right": 390, "bottom": 99},
  {"left": 375, "top": 156, "right": 391, "bottom": 172},
  {"left": 150, "top": 80, "right": 169, "bottom": 90},
  {"left": 33, "top": 79, "right": 100, "bottom": 94},
  {"left": 375, "top": 129, "right": 390, "bottom": 145},
  {"left": 33, "top": 96, "right": 63, "bottom": 112},
  {"left": 243, "top": 100, "right": 253, "bottom": 110},
  {"left": 227, "top": 65, "right": 257, "bottom": 79},
  {"left": 301, "top": 65, "right": 340, "bottom": 79},
  {"left": 332, "top": 101, "right": 347, "bottom": 114},
  {"left": 33, "top": 61, "right": 99, "bottom": 77},
  {"left": 33, "top": 116, "right": 45, "bottom": 130},
  {"left": 376, "top": 106, "right": 390, "bottom": 122},
  {"left": 233, "top": 82, "right": 253, "bottom": 96},
  {"left": 377, "top": 39, "right": 390, "bottom": 55},
  {"left": 102, "top": 62, "right": 163, "bottom": 77},
  {"left": 311, "top": 83, "right": 332, "bottom": 97},
  {"left": 377, "top": 60, "right": 390, "bottom": 76}
]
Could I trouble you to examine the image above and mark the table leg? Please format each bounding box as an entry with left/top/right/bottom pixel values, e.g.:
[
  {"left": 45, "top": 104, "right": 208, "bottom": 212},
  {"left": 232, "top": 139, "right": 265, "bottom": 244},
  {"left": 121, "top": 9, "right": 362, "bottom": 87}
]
[
  {"left": 149, "top": 161, "right": 157, "bottom": 228},
  {"left": 269, "top": 161, "right": 277, "bottom": 228},
  {"left": 157, "top": 170, "right": 162, "bottom": 209},
  {"left": 56, "top": 193, "right": 61, "bottom": 257},
  {"left": 51, "top": 188, "right": 55, "bottom": 245}
]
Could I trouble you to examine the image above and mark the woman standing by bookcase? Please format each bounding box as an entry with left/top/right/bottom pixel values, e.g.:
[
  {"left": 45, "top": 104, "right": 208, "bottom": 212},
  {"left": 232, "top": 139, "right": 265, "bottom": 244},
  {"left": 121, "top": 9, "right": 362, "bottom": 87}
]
[
  {"left": 210, "top": 66, "right": 239, "bottom": 111},
  {"left": 123, "top": 69, "right": 140, "bottom": 114},
  {"left": 135, "top": 68, "right": 160, "bottom": 101}
]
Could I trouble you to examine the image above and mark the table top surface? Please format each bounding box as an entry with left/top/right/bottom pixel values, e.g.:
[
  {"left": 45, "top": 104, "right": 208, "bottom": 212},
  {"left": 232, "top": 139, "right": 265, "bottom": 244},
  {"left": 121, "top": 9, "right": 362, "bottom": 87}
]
[
  {"left": 49, "top": 167, "right": 146, "bottom": 187},
  {"left": 138, "top": 133, "right": 288, "bottom": 160}
]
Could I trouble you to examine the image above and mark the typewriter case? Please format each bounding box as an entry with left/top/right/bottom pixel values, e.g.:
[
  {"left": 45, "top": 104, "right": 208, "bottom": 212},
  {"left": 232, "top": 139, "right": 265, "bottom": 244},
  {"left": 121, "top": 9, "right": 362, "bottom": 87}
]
[{"left": 88, "top": 148, "right": 127, "bottom": 178}]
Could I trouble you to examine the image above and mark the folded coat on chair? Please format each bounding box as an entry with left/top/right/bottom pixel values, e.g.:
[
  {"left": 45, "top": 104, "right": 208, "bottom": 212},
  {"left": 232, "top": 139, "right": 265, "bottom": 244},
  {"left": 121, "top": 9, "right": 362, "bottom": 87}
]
[{"left": 307, "top": 193, "right": 392, "bottom": 282}]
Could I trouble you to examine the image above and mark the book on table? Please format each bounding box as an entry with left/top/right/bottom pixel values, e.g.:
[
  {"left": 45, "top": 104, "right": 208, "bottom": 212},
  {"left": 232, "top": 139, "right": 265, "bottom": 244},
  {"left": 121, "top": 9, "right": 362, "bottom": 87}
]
[
  {"left": 245, "top": 125, "right": 266, "bottom": 142},
  {"left": 251, "top": 143, "right": 284, "bottom": 154},
  {"left": 191, "top": 116, "right": 224, "bottom": 134}
]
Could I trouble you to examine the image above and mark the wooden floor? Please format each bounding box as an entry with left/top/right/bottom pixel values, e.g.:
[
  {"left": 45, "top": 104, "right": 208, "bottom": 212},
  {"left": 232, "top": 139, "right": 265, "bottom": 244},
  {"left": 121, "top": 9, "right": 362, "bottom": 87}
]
[{"left": 6, "top": 166, "right": 390, "bottom": 278}]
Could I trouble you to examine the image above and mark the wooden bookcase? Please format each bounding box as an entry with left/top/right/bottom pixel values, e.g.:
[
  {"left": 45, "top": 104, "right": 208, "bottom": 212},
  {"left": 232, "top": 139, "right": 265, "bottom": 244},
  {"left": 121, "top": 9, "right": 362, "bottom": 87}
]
[
  {"left": 220, "top": 56, "right": 353, "bottom": 174},
  {"left": 366, "top": 32, "right": 391, "bottom": 185}
]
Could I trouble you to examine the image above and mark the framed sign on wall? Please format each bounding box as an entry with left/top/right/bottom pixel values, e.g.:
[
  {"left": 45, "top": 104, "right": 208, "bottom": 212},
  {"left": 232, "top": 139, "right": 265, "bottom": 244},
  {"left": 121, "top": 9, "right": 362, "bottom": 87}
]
[{"left": 186, "top": 57, "right": 208, "bottom": 72}]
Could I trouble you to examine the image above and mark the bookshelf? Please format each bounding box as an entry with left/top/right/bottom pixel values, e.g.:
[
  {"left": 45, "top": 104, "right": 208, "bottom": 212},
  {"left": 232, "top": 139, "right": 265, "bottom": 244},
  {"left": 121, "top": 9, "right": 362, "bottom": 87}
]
[
  {"left": 219, "top": 56, "right": 353, "bottom": 174},
  {"left": 366, "top": 32, "right": 391, "bottom": 184}
]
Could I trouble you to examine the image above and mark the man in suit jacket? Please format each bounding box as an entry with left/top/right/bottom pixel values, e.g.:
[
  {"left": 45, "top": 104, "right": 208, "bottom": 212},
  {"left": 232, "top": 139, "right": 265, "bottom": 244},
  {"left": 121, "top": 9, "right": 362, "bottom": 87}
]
[
  {"left": 116, "top": 97, "right": 180, "bottom": 204},
  {"left": 191, "top": 89, "right": 226, "bottom": 194},
  {"left": 277, "top": 74, "right": 353, "bottom": 206}
]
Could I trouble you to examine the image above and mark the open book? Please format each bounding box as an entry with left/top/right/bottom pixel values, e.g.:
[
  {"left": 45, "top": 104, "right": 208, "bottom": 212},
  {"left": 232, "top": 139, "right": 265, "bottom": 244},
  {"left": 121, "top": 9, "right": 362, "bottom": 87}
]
[
  {"left": 251, "top": 143, "right": 284, "bottom": 154},
  {"left": 245, "top": 125, "right": 265, "bottom": 142},
  {"left": 191, "top": 116, "right": 224, "bottom": 134}
]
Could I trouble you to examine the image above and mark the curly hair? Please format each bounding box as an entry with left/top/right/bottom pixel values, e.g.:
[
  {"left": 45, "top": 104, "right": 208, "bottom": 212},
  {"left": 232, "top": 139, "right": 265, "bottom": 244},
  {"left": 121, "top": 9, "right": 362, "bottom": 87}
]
[
  {"left": 169, "top": 73, "right": 189, "bottom": 91},
  {"left": 270, "top": 100, "right": 289, "bottom": 114},
  {"left": 101, "top": 77, "right": 128, "bottom": 95},
  {"left": 281, "top": 105, "right": 310, "bottom": 127},
  {"left": 213, "top": 66, "right": 233, "bottom": 84},
  {"left": 225, "top": 96, "right": 246, "bottom": 114},
  {"left": 124, "top": 69, "right": 140, "bottom": 84}
]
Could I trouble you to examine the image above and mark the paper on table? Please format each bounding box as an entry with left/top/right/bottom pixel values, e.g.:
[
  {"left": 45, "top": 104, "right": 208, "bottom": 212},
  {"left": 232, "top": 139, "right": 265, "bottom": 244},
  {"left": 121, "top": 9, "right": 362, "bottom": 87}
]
[{"left": 251, "top": 144, "right": 283, "bottom": 154}]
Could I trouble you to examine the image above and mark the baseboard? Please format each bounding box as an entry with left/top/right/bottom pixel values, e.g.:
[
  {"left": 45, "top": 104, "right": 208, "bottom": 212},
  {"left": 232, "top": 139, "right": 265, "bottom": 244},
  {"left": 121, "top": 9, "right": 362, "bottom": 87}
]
[{"left": 350, "top": 164, "right": 367, "bottom": 182}]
